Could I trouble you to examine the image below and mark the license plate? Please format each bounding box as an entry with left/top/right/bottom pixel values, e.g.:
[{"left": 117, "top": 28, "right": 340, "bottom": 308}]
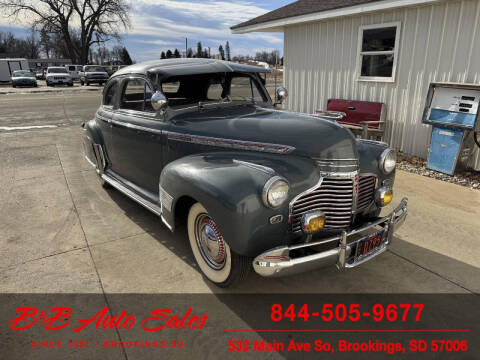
[{"left": 355, "top": 230, "right": 384, "bottom": 259}]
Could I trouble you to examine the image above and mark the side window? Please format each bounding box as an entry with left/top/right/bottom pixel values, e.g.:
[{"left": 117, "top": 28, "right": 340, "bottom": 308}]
[
  {"left": 206, "top": 78, "right": 224, "bottom": 100},
  {"left": 120, "top": 78, "right": 154, "bottom": 112},
  {"left": 103, "top": 81, "right": 117, "bottom": 107},
  {"left": 230, "top": 75, "right": 267, "bottom": 102}
]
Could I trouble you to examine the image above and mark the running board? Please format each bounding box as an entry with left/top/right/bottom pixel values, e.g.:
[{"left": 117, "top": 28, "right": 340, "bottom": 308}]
[{"left": 101, "top": 173, "right": 162, "bottom": 216}]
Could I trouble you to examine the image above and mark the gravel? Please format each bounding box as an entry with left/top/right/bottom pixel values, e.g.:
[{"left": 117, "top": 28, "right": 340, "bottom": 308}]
[{"left": 397, "top": 152, "right": 480, "bottom": 190}]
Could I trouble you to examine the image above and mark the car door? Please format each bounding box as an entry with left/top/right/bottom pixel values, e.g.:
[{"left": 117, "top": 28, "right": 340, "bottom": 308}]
[
  {"left": 109, "top": 76, "right": 168, "bottom": 197},
  {"left": 95, "top": 79, "right": 119, "bottom": 161}
]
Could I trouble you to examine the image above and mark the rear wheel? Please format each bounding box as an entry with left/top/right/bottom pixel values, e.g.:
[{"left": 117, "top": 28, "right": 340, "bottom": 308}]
[{"left": 187, "top": 203, "right": 250, "bottom": 287}]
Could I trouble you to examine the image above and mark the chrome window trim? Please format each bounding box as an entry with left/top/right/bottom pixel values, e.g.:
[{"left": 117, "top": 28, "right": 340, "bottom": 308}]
[{"left": 167, "top": 131, "right": 295, "bottom": 154}]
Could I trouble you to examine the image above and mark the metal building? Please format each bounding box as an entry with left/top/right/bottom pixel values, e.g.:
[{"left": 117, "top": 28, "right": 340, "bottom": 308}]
[{"left": 232, "top": 0, "right": 480, "bottom": 166}]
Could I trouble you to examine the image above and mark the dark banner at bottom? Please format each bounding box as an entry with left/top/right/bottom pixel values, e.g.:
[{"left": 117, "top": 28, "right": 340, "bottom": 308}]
[{"left": 1, "top": 294, "right": 478, "bottom": 359}]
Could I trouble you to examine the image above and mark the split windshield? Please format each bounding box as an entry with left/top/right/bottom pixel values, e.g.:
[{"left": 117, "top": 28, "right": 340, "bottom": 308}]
[{"left": 159, "top": 72, "right": 268, "bottom": 109}]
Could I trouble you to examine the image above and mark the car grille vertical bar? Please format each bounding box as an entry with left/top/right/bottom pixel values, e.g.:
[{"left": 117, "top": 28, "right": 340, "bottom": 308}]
[
  {"left": 290, "top": 177, "right": 354, "bottom": 233},
  {"left": 356, "top": 175, "right": 377, "bottom": 211}
]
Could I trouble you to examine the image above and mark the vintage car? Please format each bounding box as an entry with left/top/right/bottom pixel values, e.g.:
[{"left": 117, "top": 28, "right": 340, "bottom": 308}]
[
  {"left": 82, "top": 58, "right": 408, "bottom": 287},
  {"left": 11, "top": 70, "right": 37, "bottom": 87}
]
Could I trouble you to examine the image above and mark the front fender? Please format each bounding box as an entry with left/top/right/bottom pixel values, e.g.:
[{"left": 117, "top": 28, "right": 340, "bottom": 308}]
[
  {"left": 160, "top": 152, "right": 318, "bottom": 257},
  {"left": 356, "top": 139, "right": 395, "bottom": 183}
]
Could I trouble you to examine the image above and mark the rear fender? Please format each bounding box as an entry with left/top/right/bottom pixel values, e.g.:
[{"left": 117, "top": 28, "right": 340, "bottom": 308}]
[{"left": 82, "top": 119, "right": 107, "bottom": 173}]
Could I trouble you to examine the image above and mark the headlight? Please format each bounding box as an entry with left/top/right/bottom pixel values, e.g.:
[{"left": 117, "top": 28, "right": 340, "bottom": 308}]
[
  {"left": 262, "top": 176, "right": 289, "bottom": 208},
  {"left": 379, "top": 149, "right": 396, "bottom": 174}
]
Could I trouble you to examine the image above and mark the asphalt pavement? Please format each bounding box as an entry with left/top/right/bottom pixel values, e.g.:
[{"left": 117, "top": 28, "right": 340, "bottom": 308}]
[{"left": 0, "top": 91, "right": 479, "bottom": 294}]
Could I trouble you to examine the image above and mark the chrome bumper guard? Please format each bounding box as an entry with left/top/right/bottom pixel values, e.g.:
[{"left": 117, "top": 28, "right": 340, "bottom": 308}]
[{"left": 253, "top": 197, "right": 408, "bottom": 277}]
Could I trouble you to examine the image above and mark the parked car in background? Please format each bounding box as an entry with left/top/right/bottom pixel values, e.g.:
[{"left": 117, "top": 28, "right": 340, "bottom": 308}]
[
  {"left": 46, "top": 67, "right": 73, "bottom": 86},
  {"left": 65, "top": 64, "right": 83, "bottom": 81},
  {"left": 11, "top": 70, "right": 37, "bottom": 87},
  {"left": 82, "top": 59, "right": 408, "bottom": 287},
  {"left": 79, "top": 65, "right": 109, "bottom": 86}
]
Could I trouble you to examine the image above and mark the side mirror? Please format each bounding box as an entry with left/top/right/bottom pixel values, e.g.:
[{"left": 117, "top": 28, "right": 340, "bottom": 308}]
[
  {"left": 151, "top": 91, "right": 168, "bottom": 111},
  {"left": 276, "top": 86, "right": 288, "bottom": 104}
]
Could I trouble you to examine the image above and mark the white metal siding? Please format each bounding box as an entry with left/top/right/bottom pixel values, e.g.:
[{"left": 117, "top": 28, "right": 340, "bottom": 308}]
[{"left": 284, "top": 0, "right": 480, "bottom": 159}]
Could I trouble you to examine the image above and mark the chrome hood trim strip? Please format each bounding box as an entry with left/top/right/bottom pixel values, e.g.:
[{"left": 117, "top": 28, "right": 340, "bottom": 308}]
[{"left": 166, "top": 131, "right": 295, "bottom": 154}]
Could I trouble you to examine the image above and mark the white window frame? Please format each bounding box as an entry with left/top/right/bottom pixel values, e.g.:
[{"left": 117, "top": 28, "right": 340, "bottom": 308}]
[{"left": 356, "top": 21, "right": 401, "bottom": 83}]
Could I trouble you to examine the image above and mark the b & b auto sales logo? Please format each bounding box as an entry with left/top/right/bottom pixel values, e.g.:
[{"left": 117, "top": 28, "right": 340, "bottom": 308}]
[
  {"left": 9, "top": 306, "right": 207, "bottom": 332},
  {"left": 8, "top": 306, "right": 207, "bottom": 349}
]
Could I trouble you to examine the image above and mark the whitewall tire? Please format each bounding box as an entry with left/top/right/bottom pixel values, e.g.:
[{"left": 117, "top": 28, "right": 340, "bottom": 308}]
[{"left": 187, "top": 202, "right": 250, "bottom": 287}]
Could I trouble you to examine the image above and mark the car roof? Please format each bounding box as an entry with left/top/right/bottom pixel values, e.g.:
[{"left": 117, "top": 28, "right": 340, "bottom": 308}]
[
  {"left": 112, "top": 58, "right": 271, "bottom": 79},
  {"left": 48, "top": 66, "right": 67, "bottom": 70}
]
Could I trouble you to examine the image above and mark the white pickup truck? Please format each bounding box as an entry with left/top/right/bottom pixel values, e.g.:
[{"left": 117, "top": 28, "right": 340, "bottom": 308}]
[{"left": 79, "top": 65, "right": 109, "bottom": 86}]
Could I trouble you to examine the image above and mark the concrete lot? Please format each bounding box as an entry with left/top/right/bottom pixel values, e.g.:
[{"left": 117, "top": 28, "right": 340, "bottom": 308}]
[{"left": 0, "top": 92, "right": 479, "bottom": 294}]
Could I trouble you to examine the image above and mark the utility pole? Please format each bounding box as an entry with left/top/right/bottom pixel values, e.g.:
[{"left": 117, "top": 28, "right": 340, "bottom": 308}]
[{"left": 185, "top": 38, "right": 187, "bottom": 58}]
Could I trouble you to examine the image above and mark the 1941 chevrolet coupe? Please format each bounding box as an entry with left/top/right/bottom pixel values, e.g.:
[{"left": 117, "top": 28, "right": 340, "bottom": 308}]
[{"left": 82, "top": 58, "right": 408, "bottom": 287}]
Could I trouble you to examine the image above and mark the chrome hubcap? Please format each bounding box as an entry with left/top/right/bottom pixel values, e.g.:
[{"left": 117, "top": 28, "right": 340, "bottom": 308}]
[{"left": 195, "top": 214, "right": 226, "bottom": 270}]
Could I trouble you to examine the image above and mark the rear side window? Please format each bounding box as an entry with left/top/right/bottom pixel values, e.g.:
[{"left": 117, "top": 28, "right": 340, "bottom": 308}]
[
  {"left": 120, "top": 78, "right": 154, "bottom": 112},
  {"left": 103, "top": 82, "right": 117, "bottom": 106}
]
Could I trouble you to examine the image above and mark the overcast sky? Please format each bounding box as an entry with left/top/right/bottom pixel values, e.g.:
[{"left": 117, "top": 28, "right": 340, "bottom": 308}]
[{"left": 0, "top": 0, "right": 292, "bottom": 62}]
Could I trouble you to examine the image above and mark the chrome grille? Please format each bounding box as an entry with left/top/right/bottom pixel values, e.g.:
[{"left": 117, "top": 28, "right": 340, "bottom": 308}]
[
  {"left": 290, "top": 177, "right": 354, "bottom": 233},
  {"left": 357, "top": 175, "right": 377, "bottom": 211},
  {"left": 314, "top": 158, "right": 359, "bottom": 172}
]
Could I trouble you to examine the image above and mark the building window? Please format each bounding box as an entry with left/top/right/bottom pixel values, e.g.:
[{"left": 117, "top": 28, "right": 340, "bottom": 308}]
[{"left": 357, "top": 22, "right": 401, "bottom": 82}]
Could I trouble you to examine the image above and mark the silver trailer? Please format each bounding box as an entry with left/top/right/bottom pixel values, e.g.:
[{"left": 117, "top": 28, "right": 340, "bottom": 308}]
[{"left": 0, "top": 58, "right": 29, "bottom": 83}]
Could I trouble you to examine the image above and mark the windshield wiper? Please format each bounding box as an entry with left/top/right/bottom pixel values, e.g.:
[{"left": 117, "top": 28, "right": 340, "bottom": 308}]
[{"left": 197, "top": 97, "right": 231, "bottom": 110}]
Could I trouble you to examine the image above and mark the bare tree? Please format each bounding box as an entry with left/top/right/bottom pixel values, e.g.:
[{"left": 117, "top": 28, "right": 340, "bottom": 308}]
[{"left": 1, "top": 0, "right": 130, "bottom": 64}]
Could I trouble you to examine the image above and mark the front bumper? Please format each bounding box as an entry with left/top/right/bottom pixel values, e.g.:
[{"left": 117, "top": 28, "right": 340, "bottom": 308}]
[
  {"left": 253, "top": 197, "right": 408, "bottom": 277},
  {"left": 47, "top": 78, "right": 72, "bottom": 84},
  {"left": 12, "top": 80, "right": 36, "bottom": 86}
]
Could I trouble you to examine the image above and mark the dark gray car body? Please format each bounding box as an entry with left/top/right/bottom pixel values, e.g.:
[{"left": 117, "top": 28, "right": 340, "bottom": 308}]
[{"left": 82, "top": 58, "right": 399, "bottom": 260}]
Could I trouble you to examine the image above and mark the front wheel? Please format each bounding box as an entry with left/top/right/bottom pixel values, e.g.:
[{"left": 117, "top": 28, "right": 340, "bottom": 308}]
[{"left": 187, "top": 203, "right": 250, "bottom": 287}]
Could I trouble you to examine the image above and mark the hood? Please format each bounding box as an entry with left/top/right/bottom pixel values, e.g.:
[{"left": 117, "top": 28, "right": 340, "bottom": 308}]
[{"left": 168, "top": 105, "right": 357, "bottom": 160}]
